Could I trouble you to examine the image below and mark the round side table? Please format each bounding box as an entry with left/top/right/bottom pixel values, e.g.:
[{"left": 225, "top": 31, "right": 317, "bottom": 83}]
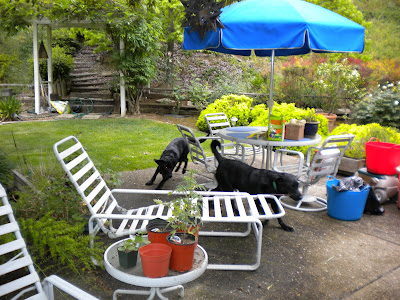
[{"left": 104, "top": 239, "right": 208, "bottom": 300}]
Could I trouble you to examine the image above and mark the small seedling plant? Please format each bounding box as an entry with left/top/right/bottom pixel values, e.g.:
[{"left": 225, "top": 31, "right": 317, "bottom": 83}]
[
  {"left": 155, "top": 170, "right": 204, "bottom": 242},
  {"left": 118, "top": 232, "right": 150, "bottom": 253}
]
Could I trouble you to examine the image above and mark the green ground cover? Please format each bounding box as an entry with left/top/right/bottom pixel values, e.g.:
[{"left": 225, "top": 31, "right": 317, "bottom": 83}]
[{"left": 0, "top": 118, "right": 208, "bottom": 176}]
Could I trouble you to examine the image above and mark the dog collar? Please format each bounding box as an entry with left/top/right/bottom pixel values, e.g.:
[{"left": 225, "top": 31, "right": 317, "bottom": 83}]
[{"left": 272, "top": 181, "right": 278, "bottom": 192}]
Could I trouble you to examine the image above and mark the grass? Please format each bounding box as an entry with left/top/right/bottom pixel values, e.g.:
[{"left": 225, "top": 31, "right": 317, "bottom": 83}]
[{"left": 0, "top": 118, "right": 208, "bottom": 178}]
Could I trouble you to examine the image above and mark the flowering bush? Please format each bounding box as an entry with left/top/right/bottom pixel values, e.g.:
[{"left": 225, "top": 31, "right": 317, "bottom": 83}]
[
  {"left": 312, "top": 59, "right": 364, "bottom": 113},
  {"left": 352, "top": 82, "right": 400, "bottom": 128}
]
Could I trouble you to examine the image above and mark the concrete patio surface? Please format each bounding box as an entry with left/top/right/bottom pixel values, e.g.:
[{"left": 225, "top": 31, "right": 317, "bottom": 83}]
[{"left": 94, "top": 152, "right": 400, "bottom": 300}]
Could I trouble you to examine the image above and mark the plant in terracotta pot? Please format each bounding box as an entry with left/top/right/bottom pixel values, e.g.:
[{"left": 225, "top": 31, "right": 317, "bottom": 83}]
[
  {"left": 155, "top": 170, "right": 203, "bottom": 272},
  {"left": 117, "top": 232, "right": 150, "bottom": 269}
]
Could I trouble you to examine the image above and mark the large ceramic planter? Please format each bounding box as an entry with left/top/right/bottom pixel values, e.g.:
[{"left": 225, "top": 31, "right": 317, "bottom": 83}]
[
  {"left": 139, "top": 243, "right": 172, "bottom": 278},
  {"left": 118, "top": 249, "right": 138, "bottom": 269},
  {"left": 146, "top": 218, "right": 173, "bottom": 245},
  {"left": 319, "top": 113, "right": 337, "bottom": 132},
  {"left": 304, "top": 122, "right": 319, "bottom": 138},
  {"left": 167, "top": 233, "right": 198, "bottom": 272}
]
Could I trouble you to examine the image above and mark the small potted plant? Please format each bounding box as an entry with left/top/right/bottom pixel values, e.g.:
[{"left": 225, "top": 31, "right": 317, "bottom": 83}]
[
  {"left": 301, "top": 108, "right": 320, "bottom": 138},
  {"left": 117, "top": 232, "right": 150, "bottom": 269},
  {"left": 155, "top": 170, "right": 203, "bottom": 272}
]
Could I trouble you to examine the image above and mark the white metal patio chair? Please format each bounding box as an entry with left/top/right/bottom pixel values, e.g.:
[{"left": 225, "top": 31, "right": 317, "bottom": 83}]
[
  {"left": 205, "top": 112, "right": 262, "bottom": 165},
  {"left": 0, "top": 184, "right": 99, "bottom": 300},
  {"left": 272, "top": 134, "right": 355, "bottom": 212},
  {"left": 53, "top": 135, "right": 286, "bottom": 271}
]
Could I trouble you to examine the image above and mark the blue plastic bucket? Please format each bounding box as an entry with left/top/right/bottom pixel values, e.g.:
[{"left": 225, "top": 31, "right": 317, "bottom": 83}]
[{"left": 326, "top": 176, "right": 370, "bottom": 221}]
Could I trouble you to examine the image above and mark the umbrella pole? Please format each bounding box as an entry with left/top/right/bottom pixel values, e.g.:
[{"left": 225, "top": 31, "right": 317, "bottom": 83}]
[{"left": 268, "top": 50, "right": 275, "bottom": 123}]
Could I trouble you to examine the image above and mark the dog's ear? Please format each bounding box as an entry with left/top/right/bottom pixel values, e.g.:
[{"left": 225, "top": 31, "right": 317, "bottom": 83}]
[{"left": 155, "top": 159, "right": 162, "bottom": 165}]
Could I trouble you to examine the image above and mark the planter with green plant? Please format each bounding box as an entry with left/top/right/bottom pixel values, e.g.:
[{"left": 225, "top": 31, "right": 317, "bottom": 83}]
[
  {"left": 146, "top": 217, "right": 173, "bottom": 245},
  {"left": 301, "top": 108, "right": 320, "bottom": 138},
  {"left": 117, "top": 232, "right": 150, "bottom": 269},
  {"left": 155, "top": 170, "right": 203, "bottom": 272}
]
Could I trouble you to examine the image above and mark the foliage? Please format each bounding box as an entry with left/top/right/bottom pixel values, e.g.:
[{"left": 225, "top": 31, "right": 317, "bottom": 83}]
[
  {"left": 0, "top": 149, "right": 13, "bottom": 187},
  {"left": 312, "top": 59, "right": 364, "bottom": 113},
  {"left": 331, "top": 123, "right": 400, "bottom": 158},
  {"left": 155, "top": 170, "right": 203, "bottom": 238},
  {"left": 108, "top": 3, "right": 162, "bottom": 114},
  {"left": 352, "top": 82, "right": 400, "bottom": 128},
  {"left": 300, "top": 108, "right": 318, "bottom": 122},
  {"left": 18, "top": 213, "right": 103, "bottom": 273},
  {"left": 39, "top": 45, "right": 75, "bottom": 80},
  {"left": 0, "top": 96, "right": 22, "bottom": 121},
  {"left": 196, "top": 94, "right": 253, "bottom": 132},
  {"left": 11, "top": 173, "right": 104, "bottom": 273},
  {"left": 117, "top": 233, "right": 150, "bottom": 252},
  {"left": 0, "top": 53, "right": 20, "bottom": 82}
]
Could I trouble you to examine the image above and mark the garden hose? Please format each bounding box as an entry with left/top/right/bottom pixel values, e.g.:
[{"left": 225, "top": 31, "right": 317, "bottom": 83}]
[{"left": 70, "top": 97, "right": 94, "bottom": 118}]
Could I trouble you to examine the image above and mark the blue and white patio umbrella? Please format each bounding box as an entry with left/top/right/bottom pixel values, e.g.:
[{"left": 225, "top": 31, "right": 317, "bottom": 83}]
[{"left": 183, "top": 0, "right": 365, "bottom": 122}]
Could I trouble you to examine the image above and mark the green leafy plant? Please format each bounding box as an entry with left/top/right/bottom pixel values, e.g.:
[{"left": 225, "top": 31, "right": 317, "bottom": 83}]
[
  {"left": 39, "top": 45, "right": 75, "bottom": 81},
  {"left": 117, "top": 232, "right": 150, "bottom": 253},
  {"left": 312, "top": 59, "right": 363, "bottom": 114},
  {"left": 352, "top": 82, "right": 400, "bottom": 128},
  {"left": 300, "top": 107, "right": 319, "bottom": 122},
  {"left": 331, "top": 123, "right": 400, "bottom": 158},
  {"left": 155, "top": 170, "right": 203, "bottom": 238},
  {"left": 0, "top": 96, "right": 22, "bottom": 121}
]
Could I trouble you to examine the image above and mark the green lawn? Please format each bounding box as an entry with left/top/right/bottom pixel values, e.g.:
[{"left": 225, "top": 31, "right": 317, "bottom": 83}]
[{"left": 0, "top": 118, "right": 208, "bottom": 177}]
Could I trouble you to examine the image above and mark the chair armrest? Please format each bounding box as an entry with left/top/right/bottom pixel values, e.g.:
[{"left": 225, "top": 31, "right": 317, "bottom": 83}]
[
  {"left": 42, "top": 275, "right": 99, "bottom": 300},
  {"left": 272, "top": 148, "right": 304, "bottom": 178}
]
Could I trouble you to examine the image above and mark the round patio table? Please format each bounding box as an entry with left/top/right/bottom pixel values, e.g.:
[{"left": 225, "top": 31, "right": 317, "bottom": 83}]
[
  {"left": 218, "top": 126, "right": 321, "bottom": 169},
  {"left": 104, "top": 238, "right": 208, "bottom": 300}
]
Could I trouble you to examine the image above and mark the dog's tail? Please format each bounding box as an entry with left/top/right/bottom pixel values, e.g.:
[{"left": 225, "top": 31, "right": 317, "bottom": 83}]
[{"left": 211, "top": 140, "right": 224, "bottom": 163}]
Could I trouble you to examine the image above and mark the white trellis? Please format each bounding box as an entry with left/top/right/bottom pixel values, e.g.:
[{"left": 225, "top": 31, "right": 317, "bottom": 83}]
[{"left": 31, "top": 19, "right": 126, "bottom": 117}]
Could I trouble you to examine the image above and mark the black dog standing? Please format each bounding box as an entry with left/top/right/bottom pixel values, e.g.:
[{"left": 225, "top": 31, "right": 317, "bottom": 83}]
[
  {"left": 146, "top": 137, "right": 189, "bottom": 190},
  {"left": 211, "top": 140, "right": 301, "bottom": 232}
]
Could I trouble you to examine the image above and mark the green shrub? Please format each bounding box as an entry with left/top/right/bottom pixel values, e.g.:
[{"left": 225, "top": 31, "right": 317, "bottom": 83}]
[
  {"left": 352, "top": 82, "right": 400, "bottom": 128},
  {"left": 12, "top": 175, "right": 104, "bottom": 273},
  {"left": 39, "top": 45, "right": 75, "bottom": 80},
  {"left": 331, "top": 123, "right": 400, "bottom": 158},
  {"left": 0, "top": 96, "right": 22, "bottom": 121},
  {"left": 196, "top": 94, "right": 253, "bottom": 132}
]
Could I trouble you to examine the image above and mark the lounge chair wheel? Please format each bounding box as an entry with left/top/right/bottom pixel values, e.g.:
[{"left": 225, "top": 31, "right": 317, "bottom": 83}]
[{"left": 279, "top": 195, "right": 327, "bottom": 212}]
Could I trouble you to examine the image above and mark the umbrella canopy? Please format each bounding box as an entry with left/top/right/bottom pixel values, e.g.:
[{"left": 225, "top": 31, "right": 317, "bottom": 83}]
[{"left": 183, "top": 0, "right": 365, "bottom": 121}]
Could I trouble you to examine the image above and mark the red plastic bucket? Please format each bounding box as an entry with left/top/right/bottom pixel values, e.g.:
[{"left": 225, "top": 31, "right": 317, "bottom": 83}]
[
  {"left": 139, "top": 243, "right": 171, "bottom": 278},
  {"left": 365, "top": 138, "right": 400, "bottom": 175}
]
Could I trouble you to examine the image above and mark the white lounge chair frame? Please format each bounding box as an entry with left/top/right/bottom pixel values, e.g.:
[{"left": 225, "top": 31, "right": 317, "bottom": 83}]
[
  {"left": 272, "top": 134, "right": 355, "bottom": 212},
  {"left": 53, "top": 135, "right": 286, "bottom": 271},
  {"left": 0, "top": 184, "right": 99, "bottom": 300}
]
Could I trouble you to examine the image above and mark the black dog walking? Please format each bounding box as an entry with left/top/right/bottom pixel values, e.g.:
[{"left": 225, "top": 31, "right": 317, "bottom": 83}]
[
  {"left": 211, "top": 140, "right": 301, "bottom": 231},
  {"left": 146, "top": 137, "right": 189, "bottom": 190}
]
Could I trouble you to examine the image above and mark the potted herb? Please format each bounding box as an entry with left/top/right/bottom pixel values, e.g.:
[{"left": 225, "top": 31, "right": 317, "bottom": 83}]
[
  {"left": 117, "top": 232, "right": 150, "bottom": 269},
  {"left": 155, "top": 170, "right": 204, "bottom": 272},
  {"left": 301, "top": 108, "right": 320, "bottom": 138}
]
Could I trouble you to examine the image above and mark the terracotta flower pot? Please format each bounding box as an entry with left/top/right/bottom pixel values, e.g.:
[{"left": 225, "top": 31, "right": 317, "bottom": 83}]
[
  {"left": 146, "top": 218, "right": 173, "bottom": 245},
  {"left": 167, "top": 233, "right": 198, "bottom": 272},
  {"left": 319, "top": 113, "right": 337, "bottom": 132},
  {"left": 139, "top": 243, "right": 172, "bottom": 278}
]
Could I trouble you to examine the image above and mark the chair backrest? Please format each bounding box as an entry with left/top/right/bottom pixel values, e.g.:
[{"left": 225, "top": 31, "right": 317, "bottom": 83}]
[
  {"left": 205, "top": 113, "right": 231, "bottom": 136},
  {"left": 53, "top": 136, "right": 118, "bottom": 233},
  {"left": 177, "top": 124, "right": 216, "bottom": 173},
  {"left": 0, "top": 184, "right": 47, "bottom": 299},
  {"left": 306, "top": 134, "right": 355, "bottom": 184}
]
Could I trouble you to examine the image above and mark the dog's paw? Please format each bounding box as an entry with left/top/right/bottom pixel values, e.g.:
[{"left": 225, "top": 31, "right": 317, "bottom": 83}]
[
  {"left": 182, "top": 169, "right": 187, "bottom": 174},
  {"left": 145, "top": 181, "right": 153, "bottom": 186},
  {"left": 282, "top": 225, "right": 294, "bottom": 232}
]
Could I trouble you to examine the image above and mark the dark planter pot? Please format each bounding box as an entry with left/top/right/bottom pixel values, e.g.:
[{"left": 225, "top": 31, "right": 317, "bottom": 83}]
[
  {"left": 146, "top": 218, "right": 173, "bottom": 245},
  {"left": 304, "top": 122, "right": 319, "bottom": 138},
  {"left": 167, "top": 233, "right": 198, "bottom": 272},
  {"left": 118, "top": 249, "right": 138, "bottom": 269}
]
